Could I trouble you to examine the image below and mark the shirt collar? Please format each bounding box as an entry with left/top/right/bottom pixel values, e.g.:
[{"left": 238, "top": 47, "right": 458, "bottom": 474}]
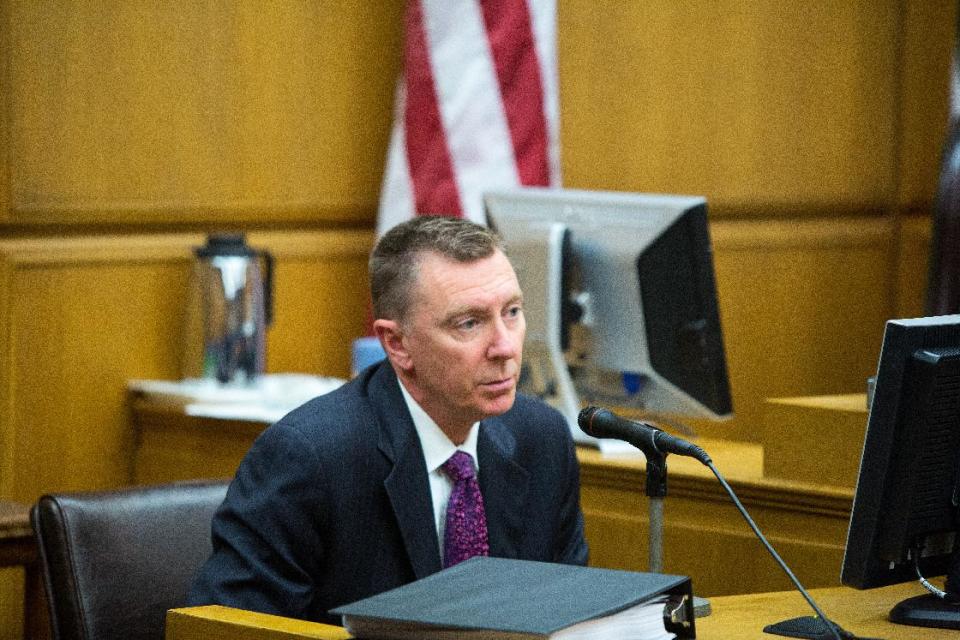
[{"left": 397, "top": 380, "right": 480, "bottom": 474}]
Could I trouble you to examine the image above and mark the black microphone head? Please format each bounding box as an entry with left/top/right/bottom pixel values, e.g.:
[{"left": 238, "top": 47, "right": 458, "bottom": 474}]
[{"left": 577, "top": 406, "right": 606, "bottom": 438}]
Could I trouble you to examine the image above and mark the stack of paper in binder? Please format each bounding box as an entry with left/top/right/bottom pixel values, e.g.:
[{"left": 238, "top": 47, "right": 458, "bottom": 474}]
[{"left": 331, "top": 557, "right": 696, "bottom": 639}]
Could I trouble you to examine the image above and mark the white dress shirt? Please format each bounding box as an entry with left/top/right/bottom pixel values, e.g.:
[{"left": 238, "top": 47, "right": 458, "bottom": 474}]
[{"left": 397, "top": 381, "right": 480, "bottom": 554}]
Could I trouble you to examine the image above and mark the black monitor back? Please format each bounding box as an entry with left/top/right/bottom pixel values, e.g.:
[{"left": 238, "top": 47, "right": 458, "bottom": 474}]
[{"left": 842, "top": 315, "right": 960, "bottom": 590}]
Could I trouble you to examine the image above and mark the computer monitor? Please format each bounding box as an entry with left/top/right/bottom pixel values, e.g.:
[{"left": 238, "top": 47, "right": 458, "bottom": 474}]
[
  {"left": 484, "top": 187, "right": 732, "bottom": 444},
  {"left": 841, "top": 315, "right": 960, "bottom": 629}
]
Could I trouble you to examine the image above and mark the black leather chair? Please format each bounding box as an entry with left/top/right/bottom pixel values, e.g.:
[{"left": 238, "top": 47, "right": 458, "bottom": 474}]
[{"left": 31, "top": 480, "right": 228, "bottom": 640}]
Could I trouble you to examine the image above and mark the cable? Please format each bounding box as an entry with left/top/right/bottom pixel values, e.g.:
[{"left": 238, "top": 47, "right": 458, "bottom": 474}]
[
  {"left": 580, "top": 406, "right": 858, "bottom": 638},
  {"left": 705, "top": 460, "right": 845, "bottom": 640},
  {"left": 914, "top": 540, "right": 949, "bottom": 599},
  {"left": 640, "top": 413, "right": 698, "bottom": 439}
]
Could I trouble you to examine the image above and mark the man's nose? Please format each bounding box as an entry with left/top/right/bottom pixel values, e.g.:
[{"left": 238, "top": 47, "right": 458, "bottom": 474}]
[{"left": 487, "top": 318, "right": 521, "bottom": 359}]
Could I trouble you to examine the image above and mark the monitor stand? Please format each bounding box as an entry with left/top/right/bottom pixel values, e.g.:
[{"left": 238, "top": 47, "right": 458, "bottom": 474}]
[
  {"left": 499, "top": 219, "right": 584, "bottom": 442},
  {"left": 890, "top": 545, "right": 960, "bottom": 630},
  {"left": 891, "top": 594, "right": 960, "bottom": 629}
]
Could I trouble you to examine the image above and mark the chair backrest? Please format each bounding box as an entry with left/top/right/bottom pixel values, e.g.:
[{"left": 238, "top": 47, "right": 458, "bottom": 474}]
[{"left": 31, "top": 480, "right": 229, "bottom": 640}]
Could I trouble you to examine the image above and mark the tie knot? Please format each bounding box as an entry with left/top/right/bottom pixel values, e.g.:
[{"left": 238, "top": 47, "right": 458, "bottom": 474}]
[{"left": 442, "top": 450, "right": 476, "bottom": 482}]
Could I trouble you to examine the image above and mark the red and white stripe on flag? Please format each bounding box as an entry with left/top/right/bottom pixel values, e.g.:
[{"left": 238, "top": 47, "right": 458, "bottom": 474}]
[{"left": 377, "top": 0, "right": 560, "bottom": 235}]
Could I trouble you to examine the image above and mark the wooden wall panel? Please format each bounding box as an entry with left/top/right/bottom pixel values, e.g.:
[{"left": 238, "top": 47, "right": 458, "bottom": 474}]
[
  {"left": 0, "top": 569, "right": 23, "bottom": 640},
  {"left": 251, "top": 230, "right": 372, "bottom": 377},
  {"left": 898, "top": 1, "right": 957, "bottom": 208},
  {"left": 894, "top": 214, "right": 933, "bottom": 317},
  {"left": 0, "top": 230, "right": 371, "bottom": 503},
  {"left": 3, "top": 1, "right": 403, "bottom": 225},
  {"left": 0, "top": 222, "right": 915, "bottom": 498},
  {"left": 0, "top": 1, "right": 8, "bottom": 220},
  {"left": 3, "top": 2, "right": 949, "bottom": 227},
  {"left": 693, "top": 217, "right": 898, "bottom": 441},
  {"left": 10, "top": 256, "right": 190, "bottom": 496},
  {"left": 559, "top": 1, "right": 952, "bottom": 216},
  {"left": 0, "top": 235, "right": 205, "bottom": 500}
]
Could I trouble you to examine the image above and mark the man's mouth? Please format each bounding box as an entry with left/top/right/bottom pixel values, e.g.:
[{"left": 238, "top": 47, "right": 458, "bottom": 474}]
[{"left": 480, "top": 378, "right": 515, "bottom": 393}]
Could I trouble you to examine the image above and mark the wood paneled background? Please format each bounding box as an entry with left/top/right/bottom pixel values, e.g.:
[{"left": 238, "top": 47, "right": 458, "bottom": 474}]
[{"left": 0, "top": 1, "right": 954, "bottom": 637}]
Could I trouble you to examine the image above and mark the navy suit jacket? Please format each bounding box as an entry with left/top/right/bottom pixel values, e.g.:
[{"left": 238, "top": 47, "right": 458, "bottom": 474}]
[{"left": 188, "top": 361, "right": 588, "bottom": 624}]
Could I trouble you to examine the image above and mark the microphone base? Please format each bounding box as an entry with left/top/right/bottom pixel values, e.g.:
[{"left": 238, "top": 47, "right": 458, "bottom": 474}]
[{"left": 763, "top": 615, "right": 869, "bottom": 639}]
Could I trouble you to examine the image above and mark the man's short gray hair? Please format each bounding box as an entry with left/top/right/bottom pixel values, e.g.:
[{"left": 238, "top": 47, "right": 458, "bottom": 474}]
[{"left": 370, "top": 216, "right": 505, "bottom": 323}]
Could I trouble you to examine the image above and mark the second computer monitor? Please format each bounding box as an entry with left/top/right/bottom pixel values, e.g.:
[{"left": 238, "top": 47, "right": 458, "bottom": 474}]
[{"left": 485, "top": 187, "right": 732, "bottom": 442}]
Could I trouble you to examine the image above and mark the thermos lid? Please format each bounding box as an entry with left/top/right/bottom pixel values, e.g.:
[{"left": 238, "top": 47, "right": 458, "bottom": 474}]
[{"left": 195, "top": 233, "right": 257, "bottom": 258}]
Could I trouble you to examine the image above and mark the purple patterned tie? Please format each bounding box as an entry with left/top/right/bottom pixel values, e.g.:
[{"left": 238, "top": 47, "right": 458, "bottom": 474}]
[{"left": 441, "top": 450, "right": 490, "bottom": 568}]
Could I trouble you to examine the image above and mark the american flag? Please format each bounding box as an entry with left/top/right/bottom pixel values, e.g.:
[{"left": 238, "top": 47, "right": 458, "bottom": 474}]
[{"left": 376, "top": 0, "right": 560, "bottom": 233}]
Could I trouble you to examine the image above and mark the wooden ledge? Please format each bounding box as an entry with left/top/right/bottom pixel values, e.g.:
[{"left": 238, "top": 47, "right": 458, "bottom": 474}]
[
  {"left": 0, "top": 501, "right": 36, "bottom": 567},
  {"left": 577, "top": 439, "right": 853, "bottom": 519},
  {"left": 166, "top": 606, "right": 350, "bottom": 640}
]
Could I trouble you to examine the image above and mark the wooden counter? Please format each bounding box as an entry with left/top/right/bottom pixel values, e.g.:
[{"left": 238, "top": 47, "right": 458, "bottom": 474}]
[
  {"left": 699, "top": 581, "right": 955, "bottom": 639},
  {"left": 762, "top": 393, "right": 869, "bottom": 489},
  {"left": 168, "top": 582, "right": 952, "bottom": 640},
  {"left": 577, "top": 442, "right": 853, "bottom": 597}
]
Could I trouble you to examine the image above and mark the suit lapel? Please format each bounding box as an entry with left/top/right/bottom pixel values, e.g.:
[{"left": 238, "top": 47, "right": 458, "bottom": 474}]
[
  {"left": 370, "top": 365, "right": 442, "bottom": 579},
  {"left": 478, "top": 417, "right": 531, "bottom": 558}
]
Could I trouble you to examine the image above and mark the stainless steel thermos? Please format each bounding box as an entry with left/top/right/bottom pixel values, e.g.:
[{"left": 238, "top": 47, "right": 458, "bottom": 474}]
[{"left": 182, "top": 233, "right": 273, "bottom": 384}]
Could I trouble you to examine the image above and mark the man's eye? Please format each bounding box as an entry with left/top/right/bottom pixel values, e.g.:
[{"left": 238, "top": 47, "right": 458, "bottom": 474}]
[
  {"left": 458, "top": 318, "right": 478, "bottom": 331},
  {"left": 506, "top": 305, "right": 522, "bottom": 318}
]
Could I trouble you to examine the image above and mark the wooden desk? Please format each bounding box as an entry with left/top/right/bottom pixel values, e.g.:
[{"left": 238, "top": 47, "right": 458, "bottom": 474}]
[
  {"left": 168, "top": 583, "right": 952, "bottom": 639},
  {"left": 132, "top": 397, "right": 855, "bottom": 598},
  {"left": 167, "top": 605, "right": 349, "bottom": 640},
  {"left": 578, "top": 444, "right": 853, "bottom": 596},
  {"left": 701, "top": 582, "right": 956, "bottom": 639}
]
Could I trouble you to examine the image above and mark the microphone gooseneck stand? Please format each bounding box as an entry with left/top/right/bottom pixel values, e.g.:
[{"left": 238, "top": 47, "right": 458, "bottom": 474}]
[
  {"left": 702, "top": 458, "right": 853, "bottom": 640},
  {"left": 643, "top": 447, "right": 667, "bottom": 574},
  {"left": 643, "top": 446, "right": 714, "bottom": 618},
  {"left": 579, "top": 406, "right": 865, "bottom": 640}
]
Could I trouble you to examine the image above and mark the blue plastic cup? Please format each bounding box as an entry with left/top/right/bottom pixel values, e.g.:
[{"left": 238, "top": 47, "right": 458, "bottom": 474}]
[{"left": 351, "top": 337, "right": 387, "bottom": 377}]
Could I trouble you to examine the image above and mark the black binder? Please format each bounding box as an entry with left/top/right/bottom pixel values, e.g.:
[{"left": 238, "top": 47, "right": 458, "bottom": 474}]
[{"left": 331, "top": 556, "right": 696, "bottom": 639}]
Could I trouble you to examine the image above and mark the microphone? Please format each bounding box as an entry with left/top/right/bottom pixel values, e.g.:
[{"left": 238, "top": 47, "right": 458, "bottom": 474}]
[
  {"left": 577, "top": 406, "right": 711, "bottom": 465},
  {"left": 579, "top": 405, "right": 853, "bottom": 640}
]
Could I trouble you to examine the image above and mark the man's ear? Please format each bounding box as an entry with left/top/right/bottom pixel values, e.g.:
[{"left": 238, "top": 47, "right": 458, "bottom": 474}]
[{"left": 373, "top": 319, "right": 413, "bottom": 372}]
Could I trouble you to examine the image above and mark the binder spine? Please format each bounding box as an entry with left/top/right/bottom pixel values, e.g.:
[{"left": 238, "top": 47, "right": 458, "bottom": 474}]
[{"left": 663, "top": 579, "right": 696, "bottom": 638}]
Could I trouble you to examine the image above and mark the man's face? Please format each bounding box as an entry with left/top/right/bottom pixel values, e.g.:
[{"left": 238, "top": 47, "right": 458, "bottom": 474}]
[{"left": 390, "top": 249, "right": 525, "bottom": 437}]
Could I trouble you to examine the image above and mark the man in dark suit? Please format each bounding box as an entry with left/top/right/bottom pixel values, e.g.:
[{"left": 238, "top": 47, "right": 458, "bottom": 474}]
[{"left": 188, "top": 216, "right": 588, "bottom": 624}]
